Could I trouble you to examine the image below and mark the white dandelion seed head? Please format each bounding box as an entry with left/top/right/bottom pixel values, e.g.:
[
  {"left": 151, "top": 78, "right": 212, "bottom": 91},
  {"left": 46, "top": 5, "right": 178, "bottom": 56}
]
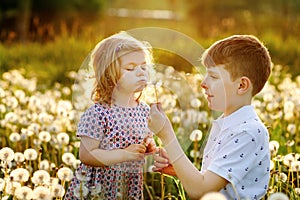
[
  {"left": 275, "top": 172, "right": 287, "bottom": 183},
  {"left": 49, "top": 177, "right": 59, "bottom": 186},
  {"left": 189, "top": 129, "right": 203, "bottom": 142},
  {"left": 62, "top": 152, "right": 76, "bottom": 166},
  {"left": 50, "top": 184, "right": 65, "bottom": 197},
  {"left": 57, "top": 132, "right": 70, "bottom": 145},
  {"left": 291, "top": 161, "right": 300, "bottom": 172},
  {"left": 32, "top": 186, "right": 52, "bottom": 200},
  {"left": 283, "top": 153, "right": 299, "bottom": 167},
  {"left": 9, "top": 132, "right": 21, "bottom": 142},
  {"left": 200, "top": 192, "right": 227, "bottom": 200},
  {"left": 24, "top": 148, "right": 38, "bottom": 161},
  {"left": 38, "top": 131, "right": 51, "bottom": 143},
  {"left": 31, "top": 170, "right": 51, "bottom": 185},
  {"left": 72, "top": 159, "right": 81, "bottom": 169},
  {"left": 190, "top": 98, "right": 201, "bottom": 108},
  {"left": 10, "top": 168, "right": 30, "bottom": 182},
  {"left": 74, "top": 184, "right": 89, "bottom": 198},
  {"left": 15, "top": 186, "right": 33, "bottom": 200},
  {"left": 5, "top": 180, "right": 21, "bottom": 195},
  {"left": 39, "top": 159, "right": 50, "bottom": 171},
  {"left": 269, "top": 140, "right": 280, "bottom": 156},
  {"left": 268, "top": 192, "right": 289, "bottom": 200},
  {"left": 57, "top": 167, "right": 74, "bottom": 181},
  {"left": 0, "top": 147, "right": 15, "bottom": 163}
]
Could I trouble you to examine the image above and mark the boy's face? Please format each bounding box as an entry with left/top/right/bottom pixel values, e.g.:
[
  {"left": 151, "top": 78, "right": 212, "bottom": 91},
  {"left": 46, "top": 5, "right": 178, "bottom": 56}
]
[{"left": 201, "top": 65, "right": 241, "bottom": 116}]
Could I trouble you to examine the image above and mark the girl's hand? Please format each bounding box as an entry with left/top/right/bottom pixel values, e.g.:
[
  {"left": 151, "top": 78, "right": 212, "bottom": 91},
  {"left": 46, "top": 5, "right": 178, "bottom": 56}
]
[
  {"left": 123, "top": 144, "right": 146, "bottom": 161},
  {"left": 144, "top": 136, "right": 158, "bottom": 154}
]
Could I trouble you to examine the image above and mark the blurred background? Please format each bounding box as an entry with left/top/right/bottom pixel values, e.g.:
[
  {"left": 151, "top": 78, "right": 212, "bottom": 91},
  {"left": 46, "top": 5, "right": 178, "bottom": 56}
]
[
  {"left": 1, "top": 1, "right": 300, "bottom": 199},
  {"left": 1, "top": 0, "right": 300, "bottom": 85}
]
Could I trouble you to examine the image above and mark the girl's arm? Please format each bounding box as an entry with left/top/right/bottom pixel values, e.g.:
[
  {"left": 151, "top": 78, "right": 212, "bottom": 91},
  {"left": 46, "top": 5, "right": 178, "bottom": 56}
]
[{"left": 79, "top": 136, "right": 146, "bottom": 167}]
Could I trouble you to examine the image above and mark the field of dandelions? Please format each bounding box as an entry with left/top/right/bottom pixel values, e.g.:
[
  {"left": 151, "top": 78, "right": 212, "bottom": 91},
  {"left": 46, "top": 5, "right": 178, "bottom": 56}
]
[{"left": 0, "top": 64, "right": 299, "bottom": 200}]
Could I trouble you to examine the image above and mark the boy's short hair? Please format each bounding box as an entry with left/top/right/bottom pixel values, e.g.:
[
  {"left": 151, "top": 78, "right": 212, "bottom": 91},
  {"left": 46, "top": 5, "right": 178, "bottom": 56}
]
[{"left": 201, "top": 35, "right": 272, "bottom": 96}]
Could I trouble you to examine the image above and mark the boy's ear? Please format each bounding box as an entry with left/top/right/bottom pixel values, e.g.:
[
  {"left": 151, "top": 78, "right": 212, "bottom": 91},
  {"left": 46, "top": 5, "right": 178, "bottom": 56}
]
[{"left": 237, "top": 76, "right": 252, "bottom": 95}]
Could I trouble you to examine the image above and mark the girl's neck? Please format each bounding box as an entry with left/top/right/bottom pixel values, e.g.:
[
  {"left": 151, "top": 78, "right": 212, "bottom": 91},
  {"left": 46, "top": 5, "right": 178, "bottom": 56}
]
[{"left": 112, "top": 94, "right": 138, "bottom": 108}]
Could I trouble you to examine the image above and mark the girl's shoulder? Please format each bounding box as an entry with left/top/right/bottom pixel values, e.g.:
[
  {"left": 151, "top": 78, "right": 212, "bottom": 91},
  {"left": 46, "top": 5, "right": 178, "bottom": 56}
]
[
  {"left": 138, "top": 101, "right": 150, "bottom": 109},
  {"left": 83, "top": 102, "right": 111, "bottom": 116}
]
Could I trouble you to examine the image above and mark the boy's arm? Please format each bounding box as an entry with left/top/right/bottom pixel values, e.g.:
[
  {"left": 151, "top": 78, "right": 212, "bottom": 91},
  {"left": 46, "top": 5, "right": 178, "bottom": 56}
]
[
  {"left": 79, "top": 136, "right": 146, "bottom": 167},
  {"left": 149, "top": 104, "right": 228, "bottom": 199}
]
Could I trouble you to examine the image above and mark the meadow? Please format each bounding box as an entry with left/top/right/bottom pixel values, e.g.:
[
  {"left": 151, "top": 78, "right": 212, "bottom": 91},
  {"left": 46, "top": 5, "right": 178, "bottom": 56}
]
[{"left": 0, "top": 60, "right": 299, "bottom": 199}]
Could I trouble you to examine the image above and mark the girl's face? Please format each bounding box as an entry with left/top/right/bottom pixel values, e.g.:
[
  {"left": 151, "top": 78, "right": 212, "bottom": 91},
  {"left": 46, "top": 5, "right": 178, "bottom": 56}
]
[
  {"left": 117, "top": 50, "right": 150, "bottom": 94},
  {"left": 200, "top": 65, "right": 241, "bottom": 116}
]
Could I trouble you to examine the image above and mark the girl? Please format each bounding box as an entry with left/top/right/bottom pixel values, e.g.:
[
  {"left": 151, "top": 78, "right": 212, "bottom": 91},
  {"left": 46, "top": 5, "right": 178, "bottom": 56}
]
[{"left": 65, "top": 31, "right": 156, "bottom": 199}]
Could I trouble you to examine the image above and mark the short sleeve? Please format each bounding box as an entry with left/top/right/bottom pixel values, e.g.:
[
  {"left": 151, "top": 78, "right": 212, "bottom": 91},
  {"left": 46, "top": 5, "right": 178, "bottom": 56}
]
[{"left": 76, "top": 104, "right": 107, "bottom": 140}]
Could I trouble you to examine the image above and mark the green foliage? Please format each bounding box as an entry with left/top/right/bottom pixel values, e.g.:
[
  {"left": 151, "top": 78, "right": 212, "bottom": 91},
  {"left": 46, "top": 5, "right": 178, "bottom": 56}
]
[{"left": 0, "top": 36, "right": 95, "bottom": 87}]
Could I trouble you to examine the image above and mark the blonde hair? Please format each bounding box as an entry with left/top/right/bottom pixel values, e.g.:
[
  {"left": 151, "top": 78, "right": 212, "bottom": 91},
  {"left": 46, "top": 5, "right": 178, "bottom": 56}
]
[
  {"left": 201, "top": 35, "right": 272, "bottom": 96},
  {"left": 90, "top": 31, "right": 153, "bottom": 103}
]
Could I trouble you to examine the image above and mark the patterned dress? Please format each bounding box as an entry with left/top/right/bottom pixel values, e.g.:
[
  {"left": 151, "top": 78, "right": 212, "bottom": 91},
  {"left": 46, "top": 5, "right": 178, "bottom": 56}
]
[{"left": 65, "top": 102, "right": 151, "bottom": 200}]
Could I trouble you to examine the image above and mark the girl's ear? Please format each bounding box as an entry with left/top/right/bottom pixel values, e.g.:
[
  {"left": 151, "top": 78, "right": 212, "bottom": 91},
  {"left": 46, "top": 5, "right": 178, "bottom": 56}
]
[{"left": 237, "top": 76, "right": 252, "bottom": 95}]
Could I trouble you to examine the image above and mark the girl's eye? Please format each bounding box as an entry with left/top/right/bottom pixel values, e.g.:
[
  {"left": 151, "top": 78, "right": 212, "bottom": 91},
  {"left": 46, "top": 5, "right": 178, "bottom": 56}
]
[{"left": 210, "top": 75, "right": 218, "bottom": 79}]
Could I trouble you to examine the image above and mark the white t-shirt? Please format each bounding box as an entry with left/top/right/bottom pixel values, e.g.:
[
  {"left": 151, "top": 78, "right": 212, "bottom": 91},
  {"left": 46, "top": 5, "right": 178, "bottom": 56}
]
[{"left": 201, "top": 105, "right": 270, "bottom": 200}]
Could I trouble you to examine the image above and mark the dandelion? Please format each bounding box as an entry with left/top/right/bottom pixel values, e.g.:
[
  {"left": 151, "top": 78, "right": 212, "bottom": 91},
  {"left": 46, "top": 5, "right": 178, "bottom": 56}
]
[
  {"left": 21, "top": 128, "right": 34, "bottom": 137},
  {"left": 38, "top": 131, "right": 51, "bottom": 143},
  {"left": 0, "top": 104, "right": 6, "bottom": 113},
  {"left": 57, "top": 167, "right": 74, "bottom": 182},
  {"left": 75, "top": 169, "right": 88, "bottom": 182},
  {"left": 9, "top": 132, "right": 21, "bottom": 142},
  {"left": 0, "top": 178, "right": 5, "bottom": 191},
  {"left": 200, "top": 192, "right": 227, "bottom": 200},
  {"left": 74, "top": 184, "right": 89, "bottom": 198},
  {"left": 50, "top": 184, "right": 65, "bottom": 198},
  {"left": 5, "top": 179, "right": 21, "bottom": 195},
  {"left": 49, "top": 177, "right": 59, "bottom": 186},
  {"left": 39, "top": 159, "right": 50, "bottom": 171},
  {"left": 291, "top": 161, "right": 300, "bottom": 172},
  {"left": 57, "top": 132, "right": 70, "bottom": 145},
  {"left": 190, "top": 98, "right": 201, "bottom": 108},
  {"left": 268, "top": 192, "right": 289, "bottom": 200},
  {"left": 189, "top": 129, "right": 203, "bottom": 141},
  {"left": 10, "top": 168, "right": 30, "bottom": 182},
  {"left": 31, "top": 170, "right": 50, "bottom": 185},
  {"left": 24, "top": 148, "right": 38, "bottom": 161},
  {"left": 269, "top": 140, "right": 280, "bottom": 156},
  {"left": 27, "top": 123, "right": 41, "bottom": 134},
  {"left": 270, "top": 160, "right": 275, "bottom": 171},
  {"left": 190, "top": 150, "right": 200, "bottom": 158},
  {"left": 283, "top": 153, "right": 299, "bottom": 167},
  {"left": 32, "top": 186, "right": 52, "bottom": 200},
  {"left": 62, "top": 152, "right": 76, "bottom": 166},
  {"left": 171, "top": 115, "right": 181, "bottom": 124},
  {"left": 0, "top": 147, "right": 15, "bottom": 163},
  {"left": 286, "top": 123, "right": 296, "bottom": 134},
  {"left": 275, "top": 172, "right": 287, "bottom": 182},
  {"left": 73, "top": 159, "right": 81, "bottom": 169},
  {"left": 15, "top": 186, "right": 33, "bottom": 200}
]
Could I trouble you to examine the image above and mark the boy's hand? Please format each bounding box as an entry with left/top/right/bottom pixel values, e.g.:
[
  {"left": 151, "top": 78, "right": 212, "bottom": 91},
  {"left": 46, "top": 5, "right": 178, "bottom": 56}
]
[
  {"left": 152, "top": 148, "right": 177, "bottom": 176},
  {"left": 148, "top": 103, "right": 171, "bottom": 138}
]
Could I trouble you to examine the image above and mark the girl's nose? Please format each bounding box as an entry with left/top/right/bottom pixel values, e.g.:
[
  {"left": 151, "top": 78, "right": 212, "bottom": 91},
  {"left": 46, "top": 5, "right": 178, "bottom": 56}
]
[{"left": 136, "top": 65, "right": 146, "bottom": 76}]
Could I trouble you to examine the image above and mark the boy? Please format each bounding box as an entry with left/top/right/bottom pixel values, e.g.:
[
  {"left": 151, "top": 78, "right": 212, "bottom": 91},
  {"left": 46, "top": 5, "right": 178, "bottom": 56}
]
[{"left": 149, "top": 35, "right": 272, "bottom": 200}]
